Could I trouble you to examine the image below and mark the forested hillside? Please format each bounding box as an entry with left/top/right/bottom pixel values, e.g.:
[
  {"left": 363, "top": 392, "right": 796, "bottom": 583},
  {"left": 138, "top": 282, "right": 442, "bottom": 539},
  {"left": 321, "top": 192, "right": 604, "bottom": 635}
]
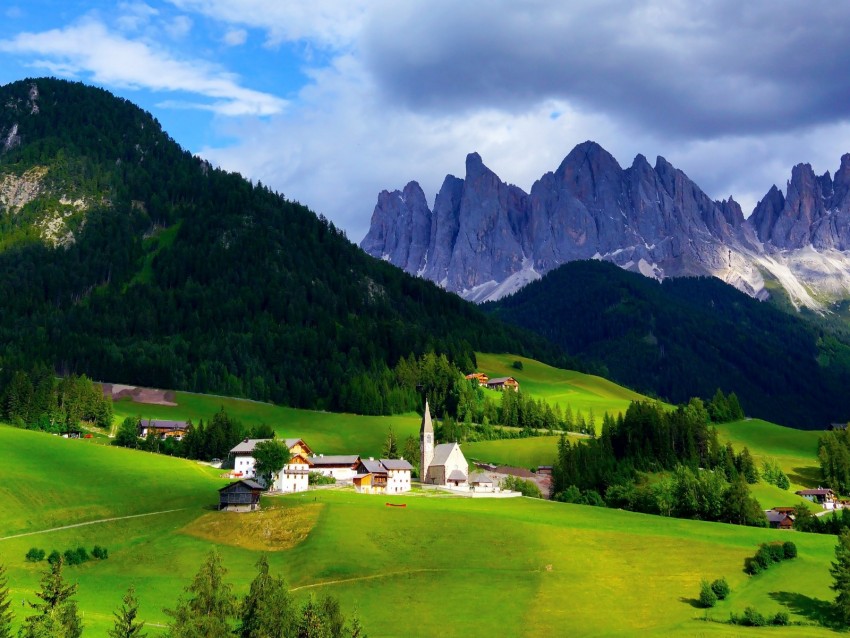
[
  {"left": 485, "top": 260, "right": 850, "bottom": 428},
  {"left": 0, "top": 78, "right": 562, "bottom": 413}
]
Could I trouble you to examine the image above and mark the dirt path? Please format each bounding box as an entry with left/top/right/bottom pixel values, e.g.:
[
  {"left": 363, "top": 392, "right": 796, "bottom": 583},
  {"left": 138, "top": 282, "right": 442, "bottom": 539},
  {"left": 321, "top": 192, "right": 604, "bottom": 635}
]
[
  {"left": 0, "top": 508, "right": 186, "bottom": 542},
  {"left": 290, "top": 568, "right": 446, "bottom": 592}
]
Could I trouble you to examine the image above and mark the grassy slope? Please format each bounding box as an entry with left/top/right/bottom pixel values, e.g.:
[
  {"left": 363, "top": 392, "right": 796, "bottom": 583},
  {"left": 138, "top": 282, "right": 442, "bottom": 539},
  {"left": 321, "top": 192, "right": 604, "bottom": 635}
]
[
  {"left": 0, "top": 427, "right": 840, "bottom": 637},
  {"left": 113, "top": 392, "right": 420, "bottom": 458}
]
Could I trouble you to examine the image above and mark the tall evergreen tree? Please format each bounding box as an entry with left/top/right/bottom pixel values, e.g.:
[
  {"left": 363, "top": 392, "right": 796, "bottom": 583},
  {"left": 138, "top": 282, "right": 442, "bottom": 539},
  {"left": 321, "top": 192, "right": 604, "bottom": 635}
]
[
  {"left": 19, "top": 557, "right": 83, "bottom": 638},
  {"left": 237, "top": 555, "right": 295, "bottom": 638},
  {"left": 831, "top": 528, "right": 850, "bottom": 625},
  {"left": 108, "top": 586, "right": 147, "bottom": 638},
  {"left": 0, "top": 564, "right": 13, "bottom": 638},
  {"left": 164, "top": 549, "right": 236, "bottom": 638},
  {"left": 381, "top": 427, "right": 398, "bottom": 459},
  {"left": 297, "top": 596, "right": 329, "bottom": 638}
]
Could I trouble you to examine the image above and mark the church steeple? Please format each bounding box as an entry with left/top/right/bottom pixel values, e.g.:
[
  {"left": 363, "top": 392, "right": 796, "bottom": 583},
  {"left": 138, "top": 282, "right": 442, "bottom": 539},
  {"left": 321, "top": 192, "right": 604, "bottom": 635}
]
[{"left": 420, "top": 399, "right": 434, "bottom": 483}]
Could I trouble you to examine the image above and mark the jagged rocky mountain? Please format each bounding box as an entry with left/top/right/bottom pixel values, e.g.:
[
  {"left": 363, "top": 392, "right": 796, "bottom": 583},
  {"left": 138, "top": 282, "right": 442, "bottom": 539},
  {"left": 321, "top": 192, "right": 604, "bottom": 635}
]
[{"left": 362, "top": 142, "right": 850, "bottom": 308}]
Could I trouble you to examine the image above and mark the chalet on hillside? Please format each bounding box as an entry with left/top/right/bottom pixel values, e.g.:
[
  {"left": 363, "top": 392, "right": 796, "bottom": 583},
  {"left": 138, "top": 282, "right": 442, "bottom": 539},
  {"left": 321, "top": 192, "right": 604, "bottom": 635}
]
[
  {"left": 795, "top": 488, "right": 838, "bottom": 509},
  {"left": 138, "top": 419, "right": 188, "bottom": 440},
  {"left": 308, "top": 455, "right": 361, "bottom": 482},
  {"left": 765, "top": 508, "right": 795, "bottom": 529},
  {"left": 353, "top": 458, "right": 413, "bottom": 494},
  {"left": 218, "top": 480, "right": 263, "bottom": 512},
  {"left": 465, "top": 373, "right": 489, "bottom": 387},
  {"left": 486, "top": 376, "right": 519, "bottom": 392}
]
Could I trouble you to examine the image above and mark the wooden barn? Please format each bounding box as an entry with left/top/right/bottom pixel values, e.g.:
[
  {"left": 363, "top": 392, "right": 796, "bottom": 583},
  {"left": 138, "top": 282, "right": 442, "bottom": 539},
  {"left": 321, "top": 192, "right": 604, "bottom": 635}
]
[{"left": 218, "top": 479, "right": 263, "bottom": 512}]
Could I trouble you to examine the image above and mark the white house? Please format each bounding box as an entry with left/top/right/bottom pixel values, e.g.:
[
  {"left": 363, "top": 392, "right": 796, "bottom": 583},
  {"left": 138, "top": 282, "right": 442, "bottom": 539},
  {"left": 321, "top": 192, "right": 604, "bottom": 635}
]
[
  {"left": 308, "top": 454, "right": 361, "bottom": 482},
  {"left": 229, "top": 438, "right": 271, "bottom": 479},
  {"left": 382, "top": 459, "right": 413, "bottom": 494},
  {"left": 274, "top": 453, "right": 311, "bottom": 493},
  {"left": 353, "top": 457, "right": 413, "bottom": 494}
]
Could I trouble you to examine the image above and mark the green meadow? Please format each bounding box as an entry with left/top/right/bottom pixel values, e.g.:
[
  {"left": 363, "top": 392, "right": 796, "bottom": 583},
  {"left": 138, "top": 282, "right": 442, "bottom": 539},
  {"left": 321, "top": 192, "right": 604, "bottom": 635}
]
[
  {"left": 112, "top": 393, "right": 420, "bottom": 458},
  {"left": 463, "top": 434, "right": 582, "bottom": 469},
  {"left": 474, "top": 352, "right": 651, "bottom": 417},
  {"left": 0, "top": 424, "right": 842, "bottom": 637}
]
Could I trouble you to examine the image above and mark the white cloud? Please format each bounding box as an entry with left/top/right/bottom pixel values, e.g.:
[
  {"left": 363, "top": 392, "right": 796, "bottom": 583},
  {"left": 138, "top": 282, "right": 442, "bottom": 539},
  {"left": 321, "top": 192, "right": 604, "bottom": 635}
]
[
  {"left": 222, "top": 28, "right": 247, "bottom": 47},
  {"left": 0, "top": 18, "right": 286, "bottom": 116},
  {"left": 115, "top": 2, "right": 159, "bottom": 32},
  {"left": 165, "top": 15, "right": 193, "bottom": 39},
  {"left": 166, "top": 0, "right": 369, "bottom": 48}
]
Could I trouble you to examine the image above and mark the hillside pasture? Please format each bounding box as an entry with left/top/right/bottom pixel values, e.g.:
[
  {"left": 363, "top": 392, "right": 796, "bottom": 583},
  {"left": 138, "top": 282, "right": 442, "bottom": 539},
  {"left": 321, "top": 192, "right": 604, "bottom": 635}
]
[{"left": 112, "top": 392, "right": 420, "bottom": 458}]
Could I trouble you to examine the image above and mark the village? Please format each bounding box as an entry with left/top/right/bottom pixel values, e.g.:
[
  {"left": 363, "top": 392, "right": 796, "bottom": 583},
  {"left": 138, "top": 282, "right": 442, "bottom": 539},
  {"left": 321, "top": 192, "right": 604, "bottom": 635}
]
[{"left": 214, "top": 400, "right": 529, "bottom": 512}]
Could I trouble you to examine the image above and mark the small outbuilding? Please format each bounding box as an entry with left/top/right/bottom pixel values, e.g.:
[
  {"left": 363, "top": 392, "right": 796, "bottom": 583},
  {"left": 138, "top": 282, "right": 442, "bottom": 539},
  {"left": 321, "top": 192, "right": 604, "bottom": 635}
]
[
  {"left": 469, "top": 473, "right": 495, "bottom": 493},
  {"left": 218, "top": 479, "right": 263, "bottom": 512}
]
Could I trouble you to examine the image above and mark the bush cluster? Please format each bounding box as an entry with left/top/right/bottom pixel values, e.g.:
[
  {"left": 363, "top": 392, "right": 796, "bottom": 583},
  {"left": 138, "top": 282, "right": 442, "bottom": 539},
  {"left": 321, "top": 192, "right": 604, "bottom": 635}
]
[
  {"left": 729, "top": 607, "right": 789, "bottom": 626},
  {"left": 698, "top": 577, "right": 730, "bottom": 608},
  {"left": 308, "top": 472, "right": 337, "bottom": 486},
  {"left": 744, "top": 541, "right": 797, "bottom": 575},
  {"left": 29, "top": 545, "right": 108, "bottom": 566}
]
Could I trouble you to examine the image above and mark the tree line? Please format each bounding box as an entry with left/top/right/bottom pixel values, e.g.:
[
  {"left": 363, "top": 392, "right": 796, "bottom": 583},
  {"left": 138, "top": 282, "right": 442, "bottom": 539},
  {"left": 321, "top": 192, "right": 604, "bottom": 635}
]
[
  {"left": 0, "top": 551, "right": 366, "bottom": 638},
  {"left": 552, "top": 399, "right": 767, "bottom": 527}
]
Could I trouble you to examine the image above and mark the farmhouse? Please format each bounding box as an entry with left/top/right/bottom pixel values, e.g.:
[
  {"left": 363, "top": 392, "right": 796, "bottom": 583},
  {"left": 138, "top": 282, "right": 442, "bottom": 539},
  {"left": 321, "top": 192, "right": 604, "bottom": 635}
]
[
  {"left": 465, "top": 372, "right": 489, "bottom": 386},
  {"left": 228, "top": 437, "right": 314, "bottom": 482},
  {"left": 353, "top": 457, "right": 413, "bottom": 494},
  {"left": 765, "top": 508, "right": 795, "bottom": 529},
  {"left": 486, "top": 376, "right": 519, "bottom": 392},
  {"left": 308, "top": 454, "right": 361, "bottom": 482},
  {"left": 795, "top": 488, "right": 839, "bottom": 510},
  {"left": 218, "top": 479, "right": 263, "bottom": 512},
  {"left": 420, "top": 402, "right": 469, "bottom": 487},
  {"left": 274, "top": 452, "right": 311, "bottom": 493},
  {"left": 138, "top": 419, "right": 188, "bottom": 440}
]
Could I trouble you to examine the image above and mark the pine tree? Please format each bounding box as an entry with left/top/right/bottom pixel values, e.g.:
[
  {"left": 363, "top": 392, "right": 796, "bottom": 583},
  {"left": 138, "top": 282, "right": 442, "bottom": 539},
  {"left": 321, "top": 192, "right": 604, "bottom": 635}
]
[
  {"left": 297, "top": 596, "right": 329, "bottom": 638},
  {"left": 237, "top": 555, "right": 295, "bottom": 638},
  {"left": 0, "top": 564, "right": 13, "bottom": 638},
  {"left": 164, "top": 549, "right": 236, "bottom": 638},
  {"left": 19, "top": 557, "right": 83, "bottom": 638},
  {"left": 381, "top": 427, "right": 398, "bottom": 459},
  {"left": 346, "top": 610, "right": 367, "bottom": 638},
  {"left": 831, "top": 528, "right": 850, "bottom": 624},
  {"left": 108, "top": 586, "right": 147, "bottom": 638}
]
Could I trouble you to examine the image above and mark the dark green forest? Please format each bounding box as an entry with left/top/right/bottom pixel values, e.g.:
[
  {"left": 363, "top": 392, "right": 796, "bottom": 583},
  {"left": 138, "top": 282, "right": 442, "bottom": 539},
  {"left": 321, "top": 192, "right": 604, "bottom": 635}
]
[
  {"left": 0, "top": 78, "right": 562, "bottom": 414},
  {"left": 485, "top": 260, "right": 850, "bottom": 428}
]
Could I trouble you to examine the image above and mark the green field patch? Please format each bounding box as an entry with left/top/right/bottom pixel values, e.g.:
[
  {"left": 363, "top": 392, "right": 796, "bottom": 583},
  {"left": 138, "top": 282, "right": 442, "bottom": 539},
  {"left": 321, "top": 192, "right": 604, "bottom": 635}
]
[
  {"left": 179, "top": 503, "right": 322, "bottom": 551},
  {"left": 462, "top": 434, "right": 584, "bottom": 468}
]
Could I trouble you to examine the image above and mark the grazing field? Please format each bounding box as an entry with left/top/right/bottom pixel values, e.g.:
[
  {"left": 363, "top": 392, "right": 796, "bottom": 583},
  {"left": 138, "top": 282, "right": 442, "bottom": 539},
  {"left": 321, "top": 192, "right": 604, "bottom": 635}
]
[
  {"left": 112, "top": 393, "right": 420, "bottom": 457},
  {"left": 462, "top": 434, "right": 578, "bottom": 469},
  {"left": 0, "top": 424, "right": 843, "bottom": 637},
  {"left": 474, "top": 352, "right": 652, "bottom": 417}
]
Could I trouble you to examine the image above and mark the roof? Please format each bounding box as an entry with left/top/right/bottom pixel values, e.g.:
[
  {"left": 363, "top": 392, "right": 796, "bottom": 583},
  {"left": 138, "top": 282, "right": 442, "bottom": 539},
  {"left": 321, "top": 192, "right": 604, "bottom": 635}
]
[
  {"left": 420, "top": 400, "right": 434, "bottom": 435},
  {"left": 230, "top": 438, "right": 273, "bottom": 454},
  {"left": 284, "top": 438, "right": 306, "bottom": 449},
  {"left": 219, "top": 479, "right": 264, "bottom": 492},
  {"left": 381, "top": 459, "right": 413, "bottom": 471},
  {"left": 796, "top": 488, "right": 835, "bottom": 496},
  {"left": 359, "top": 459, "right": 386, "bottom": 474},
  {"left": 142, "top": 419, "right": 187, "bottom": 430},
  {"left": 487, "top": 377, "right": 516, "bottom": 385},
  {"left": 431, "top": 442, "right": 462, "bottom": 467},
  {"left": 469, "top": 472, "right": 493, "bottom": 484},
  {"left": 447, "top": 469, "right": 468, "bottom": 481},
  {"left": 309, "top": 455, "right": 360, "bottom": 466},
  {"left": 493, "top": 465, "right": 536, "bottom": 479}
]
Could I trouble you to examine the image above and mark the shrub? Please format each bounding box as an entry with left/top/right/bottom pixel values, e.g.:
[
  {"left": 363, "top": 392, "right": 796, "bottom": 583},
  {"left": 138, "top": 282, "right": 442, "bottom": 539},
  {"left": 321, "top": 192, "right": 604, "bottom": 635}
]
[
  {"left": 91, "top": 545, "right": 108, "bottom": 560},
  {"left": 512, "top": 360, "right": 524, "bottom": 370},
  {"left": 308, "top": 472, "right": 336, "bottom": 486},
  {"left": 47, "top": 550, "right": 61, "bottom": 565},
  {"left": 744, "top": 557, "right": 762, "bottom": 576},
  {"left": 742, "top": 606, "right": 767, "bottom": 627},
  {"left": 710, "top": 577, "right": 730, "bottom": 600},
  {"left": 772, "top": 611, "right": 790, "bottom": 626},
  {"left": 75, "top": 546, "right": 89, "bottom": 563},
  {"left": 782, "top": 541, "right": 797, "bottom": 559},
  {"left": 25, "top": 548, "right": 45, "bottom": 562},
  {"left": 699, "top": 579, "right": 717, "bottom": 608},
  {"left": 766, "top": 542, "right": 784, "bottom": 563},
  {"left": 63, "top": 549, "right": 80, "bottom": 566}
]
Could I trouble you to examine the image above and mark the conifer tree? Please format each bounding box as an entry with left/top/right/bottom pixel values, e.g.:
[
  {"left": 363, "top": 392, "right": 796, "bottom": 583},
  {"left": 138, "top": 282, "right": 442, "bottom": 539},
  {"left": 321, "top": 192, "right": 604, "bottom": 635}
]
[
  {"left": 108, "top": 586, "right": 147, "bottom": 638},
  {"left": 346, "top": 610, "right": 367, "bottom": 638},
  {"left": 164, "top": 549, "right": 236, "bottom": 638},
  {"left": 381, "top": 427, "right": 398, "bottom": 459},
  {"left": 297, "top": 596, "right": 329, "bottom": 638},
  {"left": 0, "top": 564, "right": 13, "bottom": 638},
  {"left": 19, "top": 557, "right": 82, "bottom": 638},
  {"left": 831, "top": 528, "right": 850, "bottom": 624},
  {"left": 237, "top": 555, "right": 295, "bottom": 638}
]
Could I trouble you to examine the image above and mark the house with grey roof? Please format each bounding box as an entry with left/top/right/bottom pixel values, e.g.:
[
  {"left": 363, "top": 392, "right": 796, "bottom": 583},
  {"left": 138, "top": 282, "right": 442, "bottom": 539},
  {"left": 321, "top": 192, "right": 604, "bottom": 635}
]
[
  {"left": 353, "top": 457, "right": 413, "bottom": 494},
  {"left": 309, "top": 454, "right": 361, "bottom": 482}
]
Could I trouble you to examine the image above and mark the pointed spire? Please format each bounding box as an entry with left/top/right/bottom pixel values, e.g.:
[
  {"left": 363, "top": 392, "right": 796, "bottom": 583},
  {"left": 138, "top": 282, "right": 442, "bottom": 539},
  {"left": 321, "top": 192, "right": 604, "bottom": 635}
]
[{"left": 420, "top": 399, "right": 433, "bottom": 434}]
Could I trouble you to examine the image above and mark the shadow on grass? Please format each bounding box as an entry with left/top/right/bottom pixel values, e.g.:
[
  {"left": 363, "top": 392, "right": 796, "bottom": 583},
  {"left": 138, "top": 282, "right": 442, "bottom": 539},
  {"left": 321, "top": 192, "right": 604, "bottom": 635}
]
[
  {"left": 769, "top": 591, "right": 842, "bottom": 630},
  {"left": 789, "top": 466, "right": 822, "bottom": 489},
  {"left": 679, "top": 596, "right": 704, "bottom": 609}
]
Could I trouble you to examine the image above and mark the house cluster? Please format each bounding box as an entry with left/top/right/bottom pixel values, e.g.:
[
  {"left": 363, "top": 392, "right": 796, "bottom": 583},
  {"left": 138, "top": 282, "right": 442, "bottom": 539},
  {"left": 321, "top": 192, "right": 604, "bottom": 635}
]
[
  {"left": 218, "top": 399, "right": 514, "bottom": 510},
  {"left": 464, "top": 373, "right": 520, "bottom": 392},
  {"left": 795, "top": 487, "right": 844, "bottom": 511}
]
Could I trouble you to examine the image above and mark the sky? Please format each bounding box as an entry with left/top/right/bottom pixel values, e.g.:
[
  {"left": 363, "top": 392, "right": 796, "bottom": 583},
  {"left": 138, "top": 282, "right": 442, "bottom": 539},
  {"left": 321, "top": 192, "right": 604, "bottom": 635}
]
[{"left": 2, "top": 1, "right": 850, "bottom": 241}]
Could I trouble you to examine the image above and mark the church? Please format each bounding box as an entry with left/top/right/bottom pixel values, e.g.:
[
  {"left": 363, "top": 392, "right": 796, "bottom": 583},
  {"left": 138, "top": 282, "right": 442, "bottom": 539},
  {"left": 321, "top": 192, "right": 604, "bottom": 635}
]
[{"left": 420, "top": 400, "right": 469, "bottom": 487}]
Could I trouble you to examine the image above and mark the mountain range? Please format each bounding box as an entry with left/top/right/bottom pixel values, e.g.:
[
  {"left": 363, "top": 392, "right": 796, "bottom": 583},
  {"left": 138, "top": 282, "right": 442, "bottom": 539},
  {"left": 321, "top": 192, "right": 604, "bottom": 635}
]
[{"left": 362, "top": 142, "right": 850, "bottom": 308}]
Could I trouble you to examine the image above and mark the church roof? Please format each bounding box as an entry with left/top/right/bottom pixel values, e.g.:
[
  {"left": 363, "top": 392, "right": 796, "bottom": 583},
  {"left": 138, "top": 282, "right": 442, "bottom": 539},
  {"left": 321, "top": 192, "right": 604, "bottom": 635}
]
[
  {"left": 420, "top": 400, "right": 433, "bottom": 435},
  {"left": 431, "top": 442, "right": 463, "bottom": 467}
]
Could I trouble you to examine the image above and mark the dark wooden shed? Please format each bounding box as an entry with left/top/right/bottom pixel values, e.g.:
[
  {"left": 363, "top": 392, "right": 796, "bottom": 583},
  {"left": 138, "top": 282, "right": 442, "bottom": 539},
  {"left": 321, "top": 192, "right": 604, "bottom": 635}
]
[{"left": 218, "top": 479, "right": 263, "bottom": 512}]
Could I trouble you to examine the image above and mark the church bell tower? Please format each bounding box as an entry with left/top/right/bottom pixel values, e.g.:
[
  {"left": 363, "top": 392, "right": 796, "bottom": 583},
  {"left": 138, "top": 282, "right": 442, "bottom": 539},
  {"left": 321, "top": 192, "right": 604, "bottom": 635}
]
[{"left": 420, "top": 399, "right": 434, "bottom": 483}]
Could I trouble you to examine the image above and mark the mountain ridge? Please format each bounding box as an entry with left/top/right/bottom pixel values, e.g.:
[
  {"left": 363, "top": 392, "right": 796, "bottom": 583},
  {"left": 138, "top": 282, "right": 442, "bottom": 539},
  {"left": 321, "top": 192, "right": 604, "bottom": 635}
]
[{"left": 362, "top": 141, "right": 850, "bottom": 309}]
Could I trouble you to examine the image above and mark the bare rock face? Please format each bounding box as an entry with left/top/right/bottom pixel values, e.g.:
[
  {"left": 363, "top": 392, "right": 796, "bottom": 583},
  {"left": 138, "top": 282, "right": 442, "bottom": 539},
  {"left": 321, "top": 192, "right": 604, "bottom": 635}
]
[{"left": 361, "top": 142, "right": 850, "bottom": 310}]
